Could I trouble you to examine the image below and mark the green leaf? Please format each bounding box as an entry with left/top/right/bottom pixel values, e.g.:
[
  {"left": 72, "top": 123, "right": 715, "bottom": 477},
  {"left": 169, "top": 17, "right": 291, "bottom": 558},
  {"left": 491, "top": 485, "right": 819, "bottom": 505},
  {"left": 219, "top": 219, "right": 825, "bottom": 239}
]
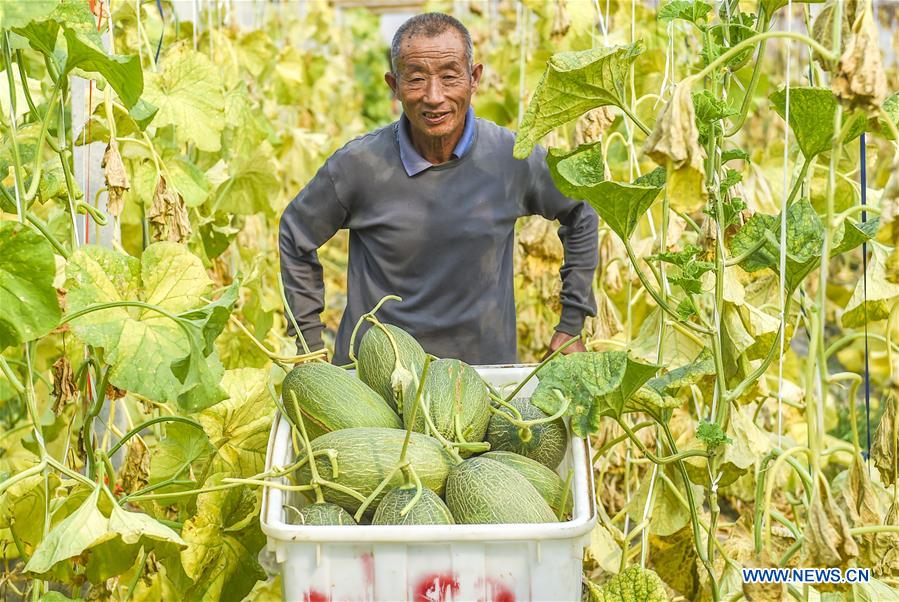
[
  {"left": 24, "top": 487, "right": 108, "bottom": 574},
  {"left": 514, "top": 43, "right": 644, "bottom": 158},
  {"left": 730, "top": 199, "right": 873, "bottom": 293},
  {"left": 729, "top": 199, "right": 822, "bottom": 292},
  {"left": 0, "top": 222, "right": 61, "bottom": 351},
  {"left": 842, "top": 244, "right": 899, "bottom": 327},
  {"left": 547, "top": 142, "right": 606, "bottom": 195},
  {"left": 721, "top": 148, "right": 750, "bottom": 163},
  {"left": 658, "top": 1, "right": 713, "bottom": 26},
  {"left": 697, "top": 419, "right": 731, "bottom": 452},
  {"left": 832, "top": 218, "right": 878, "bottom": 256},
  {"left": 199, "top": 368, "right": 275, "bottom": 478},
  {"left": 166, "top": 157, "right": 210, "bottom": 208},
  {"left": 178, "top": 280, "right": 239, "bottom": 353},
  {"left": 0, "top": 0, "right": 60, "bottom": 30},
  {"left": 634, "top": 166, "right": 667, "bottom": 187},
  {"left": 770, "top": 87, "right": 865, "bottom": 160},
  {"left": 548, "top": 151, "right": 662, "bottom": 241},
  {"left": 879, "top": 92, "right": 899, "bottom": 140},
  {"left": 648, "top": 245, "right": 715, "bottom": 295},
  {"left": 170, "top": 331, "right": 227, "bottom": 412},
  {"left": 142, "top": 44, "right": 225, "bottom": 153},
  {"left": 647, "top": 349, "right": 716, "bottom": 395},
  {"left": 63, "top": 28, "right": 143, "bottom": 108},
  {"left": 130, "top": 98, "right": 159, "bottom": 130},
  {"left": 199, "top": 214, "right": 243, "bottom": 260},
  {"left": 583, "top": 565, "right": 670, "bottom": 602},
  {"left": 25, "top": 485, "right": 184, "bottom": 580},
  {"left": 531, "top": 351, "right": 659, "bottom": 436},
  {"left": 693, "top": 90, "right": 736, "bottom": 126},
  {"left": 149, "top": 422, "right": 213, "bottom": 485},
  {"left": 181, "top": 476, "right": 266, "bottom": 602},
  {"left": 0, "top": 470, "right": 56, "bottom": 549},
  {"left": 705, "top": 23, "right": 756, "bottom": 70},
  {"left": 212, "top": 144, "right": 279, "bottom": 216},
  {"left": 222, "top": 84, "right": 273, "bottom": 160},
  {"left": 65, "top": 243, "right": 217, "bottom": 405},
  {"left": 762, "top": 0, "right": 823, "bottom": 15}
]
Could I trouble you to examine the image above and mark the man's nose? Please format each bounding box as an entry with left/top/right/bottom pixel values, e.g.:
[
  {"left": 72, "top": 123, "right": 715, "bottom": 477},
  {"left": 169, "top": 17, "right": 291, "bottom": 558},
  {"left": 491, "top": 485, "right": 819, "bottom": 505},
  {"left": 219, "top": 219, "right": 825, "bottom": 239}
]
[{"left": 423, "top": 77, "right": 446, "bottom": 104}]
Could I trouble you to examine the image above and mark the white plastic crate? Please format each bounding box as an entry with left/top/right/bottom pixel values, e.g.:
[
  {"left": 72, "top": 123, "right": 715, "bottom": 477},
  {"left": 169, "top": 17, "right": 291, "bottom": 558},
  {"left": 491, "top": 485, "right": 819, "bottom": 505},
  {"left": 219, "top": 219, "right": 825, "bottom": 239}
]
[{"left": 260, "top": 365, "right": 597, "bottom": 602}]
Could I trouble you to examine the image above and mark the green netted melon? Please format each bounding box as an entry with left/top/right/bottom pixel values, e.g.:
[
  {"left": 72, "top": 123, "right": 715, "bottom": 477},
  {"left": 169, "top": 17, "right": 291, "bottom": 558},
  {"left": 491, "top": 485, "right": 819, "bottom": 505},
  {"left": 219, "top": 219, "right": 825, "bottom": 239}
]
[
  {"left": 486, "top": 397, "right": 568, "bottom": 469},
  {"left": 295, "top": 428, "right": 455, "bottom": 515},
  {"left": 445, "top": 456, "right": 557, "bottom": 524},
  {"left": 372, "top": 486, "right": 455, "bottom": 525},
  {"left": 482, "top": 451, "right": 572, "bottom": 516},
  {"left": 282, "top": 361, "right": 401, "bottom": 438},
  {"left": 403, "top": 358, "right": 490, "bottom": 445},
  {"left": 293, "top": 503, "right": 357, "bottom": 526},
  {"left": 357, "top": 323, "right": 426, "bottom": 412}
]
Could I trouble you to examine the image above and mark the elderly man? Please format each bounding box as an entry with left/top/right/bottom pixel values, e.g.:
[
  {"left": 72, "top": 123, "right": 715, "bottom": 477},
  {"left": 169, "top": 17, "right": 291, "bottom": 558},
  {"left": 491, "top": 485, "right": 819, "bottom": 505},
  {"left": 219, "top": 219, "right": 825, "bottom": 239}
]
[{"left": 279, "top": 13, "right": 598, "bottom": 366}]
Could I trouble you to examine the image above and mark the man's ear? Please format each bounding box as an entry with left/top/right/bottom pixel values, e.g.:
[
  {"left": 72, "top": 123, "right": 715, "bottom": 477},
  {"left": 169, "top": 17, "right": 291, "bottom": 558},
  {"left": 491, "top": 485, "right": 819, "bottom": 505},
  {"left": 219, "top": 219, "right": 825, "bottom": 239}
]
[
  {"left": 385, "top": 71, "right": 398, "bottom": 98},
  {"left": 470, "top": 63, "right": 484, "bottom": 92}
]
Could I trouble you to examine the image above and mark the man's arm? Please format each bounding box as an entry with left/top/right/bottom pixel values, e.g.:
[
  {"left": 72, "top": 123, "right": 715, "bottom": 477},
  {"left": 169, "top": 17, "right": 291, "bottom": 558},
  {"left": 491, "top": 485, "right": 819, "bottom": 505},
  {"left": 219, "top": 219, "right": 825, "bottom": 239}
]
[
  {"left": 522, "top": 145, "right": 599, "bottom": 345},
  {"left": 278, "top": 162, "right": 349, "bottom": 354}
]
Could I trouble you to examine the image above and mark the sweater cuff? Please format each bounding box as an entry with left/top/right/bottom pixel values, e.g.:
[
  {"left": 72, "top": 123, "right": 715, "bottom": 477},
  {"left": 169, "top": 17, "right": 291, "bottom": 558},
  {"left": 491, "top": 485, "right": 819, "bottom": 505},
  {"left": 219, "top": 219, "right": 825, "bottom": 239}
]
[{"left": 556, "top": 306, "right": 586, "bottom": 337}]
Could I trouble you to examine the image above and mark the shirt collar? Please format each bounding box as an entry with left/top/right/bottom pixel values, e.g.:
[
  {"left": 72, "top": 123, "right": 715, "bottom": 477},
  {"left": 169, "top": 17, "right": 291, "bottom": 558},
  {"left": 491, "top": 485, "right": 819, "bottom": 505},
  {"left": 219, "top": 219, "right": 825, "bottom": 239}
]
[{"left": 397, "top": 107, "right": 475, "bottom": 176}]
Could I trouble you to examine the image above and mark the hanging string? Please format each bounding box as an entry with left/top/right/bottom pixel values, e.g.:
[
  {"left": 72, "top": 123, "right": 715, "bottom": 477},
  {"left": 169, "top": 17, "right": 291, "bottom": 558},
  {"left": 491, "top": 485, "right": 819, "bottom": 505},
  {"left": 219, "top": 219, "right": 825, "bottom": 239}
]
[
  {"left": 776, "top": 1, "right": 793, "bottom": 448},
  {"left": 154, "top": 0, "right": 165, "bottom": 62},
  {"left": 861, "top": 132, "right": 872, "bottom": 461}
]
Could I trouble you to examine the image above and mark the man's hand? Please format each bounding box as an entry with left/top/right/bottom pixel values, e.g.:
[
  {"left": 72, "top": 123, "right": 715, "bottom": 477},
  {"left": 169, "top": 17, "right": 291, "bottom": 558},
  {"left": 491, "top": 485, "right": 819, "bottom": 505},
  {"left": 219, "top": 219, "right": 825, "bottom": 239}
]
[{"left": 542, "top": 331, "right": 587, "bottom": 361}]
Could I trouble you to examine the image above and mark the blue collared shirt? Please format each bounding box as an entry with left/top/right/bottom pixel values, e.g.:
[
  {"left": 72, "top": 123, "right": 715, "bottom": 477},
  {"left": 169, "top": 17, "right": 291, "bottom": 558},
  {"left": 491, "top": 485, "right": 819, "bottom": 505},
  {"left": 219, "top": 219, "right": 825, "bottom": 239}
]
[{"left": 397, "top": 107, "right": 476, "bottom": 176}]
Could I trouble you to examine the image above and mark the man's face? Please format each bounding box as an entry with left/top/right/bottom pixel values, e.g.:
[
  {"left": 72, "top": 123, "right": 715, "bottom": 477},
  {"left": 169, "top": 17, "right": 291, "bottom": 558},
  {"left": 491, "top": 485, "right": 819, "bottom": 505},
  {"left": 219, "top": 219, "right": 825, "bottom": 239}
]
[{"left": 386, "top": 30, "right": 483, "bottom": 141}]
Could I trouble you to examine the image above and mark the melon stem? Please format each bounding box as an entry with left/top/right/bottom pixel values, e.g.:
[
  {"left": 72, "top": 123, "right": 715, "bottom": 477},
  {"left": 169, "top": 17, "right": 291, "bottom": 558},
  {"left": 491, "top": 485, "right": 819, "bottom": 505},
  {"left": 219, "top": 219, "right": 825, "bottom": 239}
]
[
  {"left": 488, "top": 394, "right": 571, "bottom": 429},
  {"left": 399, "top": 465, "right": 424, "bottom": 517},
  {"left": 347, "top": 294, "right": 402, "bottom": 363}
]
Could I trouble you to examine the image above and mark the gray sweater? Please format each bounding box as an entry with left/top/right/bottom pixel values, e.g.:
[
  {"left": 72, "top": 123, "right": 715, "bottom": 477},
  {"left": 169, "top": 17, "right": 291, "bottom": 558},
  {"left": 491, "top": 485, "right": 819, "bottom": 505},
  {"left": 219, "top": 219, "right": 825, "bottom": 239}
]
[{"left": 279, "top": 117, "right": 598, "bottom": 365}]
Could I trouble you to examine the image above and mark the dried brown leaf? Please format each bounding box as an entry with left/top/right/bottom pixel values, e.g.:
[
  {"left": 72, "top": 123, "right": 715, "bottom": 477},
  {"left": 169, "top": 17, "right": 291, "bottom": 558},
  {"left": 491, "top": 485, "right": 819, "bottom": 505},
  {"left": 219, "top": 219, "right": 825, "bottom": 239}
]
[
  {"left": 811, "top": 0, "right": 859, "bottom": 68},
  {"left": 518, "top": 216, "right": 563, "bottom": 261},
  {"left": 875, "top": 503, "right": 899, "bottom": 577},
  {"left": 51, "top": 356, "right": 78, "bottom": 415},
  {"left": 148, "top": 176, "right": 192, "bottom": 243},
  {"left": 872, "top": 393, "right": 897, "bottom": 486},
  {"left": 101, "top": 139, "right": 130, "bottom": 218},
  {"left": 803, "top": 483, "right": 859, "bottom": 567},
  {"left": 832, "top": 5, "right": 889, "bottom": 110},
  {"left": 642, "top": 83, "right": 707, "bottom": 213},
  {"left": 575, "top": 107, "right": 616, "bottom": 145},
  {"left": 118, "top": 436, "right": 150, "bottom": 495},
  {"left": 590, "top": 289, "right": 623, "bottom": 341},
  {"left": 550, "top": 0, "right": 570, "bottom": 39},
  {"left": 649, "top": 525, "right": 700, "bottom": 598}
]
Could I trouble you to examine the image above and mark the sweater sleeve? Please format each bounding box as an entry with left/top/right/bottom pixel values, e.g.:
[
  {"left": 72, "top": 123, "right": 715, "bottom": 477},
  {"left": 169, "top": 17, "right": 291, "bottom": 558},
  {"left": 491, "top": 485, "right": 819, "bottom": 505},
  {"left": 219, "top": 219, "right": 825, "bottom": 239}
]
[
  {"left": 522, "top": 144, "right": 599, "bottom": 335},
  {"left": 278, "top": 161, "right": 349, "bottom": 352}
]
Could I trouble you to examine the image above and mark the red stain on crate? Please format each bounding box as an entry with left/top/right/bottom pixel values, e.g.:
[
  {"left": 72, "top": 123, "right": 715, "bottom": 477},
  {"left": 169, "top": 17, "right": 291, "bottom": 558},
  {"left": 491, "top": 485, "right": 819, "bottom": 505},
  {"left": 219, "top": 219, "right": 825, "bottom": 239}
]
[
  {"left": 491, "top": 588, "right": 515, "bottom": 602},
  {"left": 480, "top": 577, "right": 515, "bottom": 602},
  {"left": 361, "top": 552, "right": 374, "bottom": 586},
  {"left": 303, "top": 591, "right": 330, "bottom": 602},
  {"left": 414, "top": 572, "right": 460, "bottom": 601}
]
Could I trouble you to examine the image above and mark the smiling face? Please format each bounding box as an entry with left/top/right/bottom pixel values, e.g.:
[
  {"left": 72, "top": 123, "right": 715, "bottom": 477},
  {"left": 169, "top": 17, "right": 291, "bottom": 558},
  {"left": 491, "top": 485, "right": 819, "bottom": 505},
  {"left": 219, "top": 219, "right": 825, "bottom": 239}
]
[{"left": 386, "top": 29, "right": 483, "bottom": 160}]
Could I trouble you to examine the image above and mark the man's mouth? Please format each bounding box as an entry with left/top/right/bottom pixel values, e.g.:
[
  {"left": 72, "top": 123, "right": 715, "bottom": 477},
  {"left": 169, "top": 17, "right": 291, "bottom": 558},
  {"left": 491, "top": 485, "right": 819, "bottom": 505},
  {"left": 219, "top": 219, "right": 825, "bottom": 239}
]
[{"left": 422, "top": 111, "right": 450, "bottom": 125}]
